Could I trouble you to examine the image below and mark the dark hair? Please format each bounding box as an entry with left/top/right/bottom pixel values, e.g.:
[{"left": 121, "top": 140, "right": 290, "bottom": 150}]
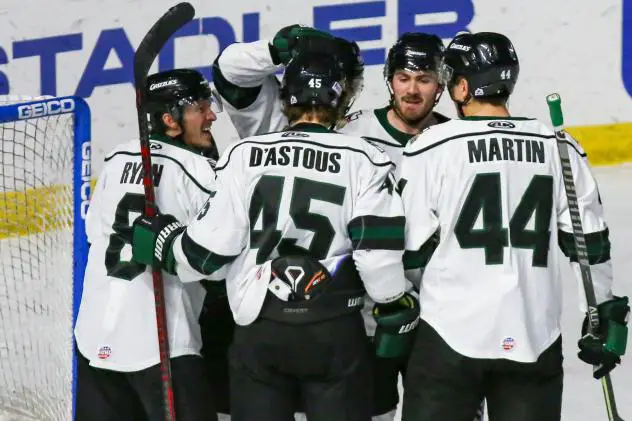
[
  {"left": 282, "top": 104, "right": 340, "bottom": 127},
  {"left": 477, "top": 95, "right": 509, "bottom": 107}
]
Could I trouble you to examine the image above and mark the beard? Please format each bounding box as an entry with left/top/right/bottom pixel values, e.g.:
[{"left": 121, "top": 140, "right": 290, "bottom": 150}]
[{"left": 392, "top": 94, "right": 435, "bottom": 126}]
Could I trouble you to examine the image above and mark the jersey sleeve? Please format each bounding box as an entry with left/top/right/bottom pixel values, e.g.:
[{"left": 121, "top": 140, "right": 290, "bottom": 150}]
[
  {"left": 85, "top": 167, "right": 108, "bottom": 244},
  {"left": 179, "top": 155, "right": 217, "bottom": 223},
  {"left": 171, "top": 146, "right": 249, "bottom": 282},
  {"left": 399, "top": 134, "right": 441, "bottom": 284},
  {"left": 555, "top": 136, "right": 614, "bottom": 308},
  {"left": 212, "top": 40, "right": 287, "bottom": 139},
  {"left": 348, "top": 150, "right": 406, "bottom": 304}
]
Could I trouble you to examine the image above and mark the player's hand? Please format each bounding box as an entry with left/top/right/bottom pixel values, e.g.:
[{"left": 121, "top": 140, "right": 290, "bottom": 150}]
[
  {"left": 132, "top": 213, "right": 184, "bottom": 274},
  {"left": 577, "top": 296, "right": 629, "bottom": 379},
  {"left": 269, "top": 24, "right": 333, "bottom": 65},
  {"left": 372, "top": 292, "right": 420, "bottom": 358}
]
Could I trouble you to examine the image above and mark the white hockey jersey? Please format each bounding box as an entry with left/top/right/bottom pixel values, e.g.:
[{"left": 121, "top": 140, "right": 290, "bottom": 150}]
[
  {"left": 74, "top": 135, "right": 216, "bottom": 372},
  {"left": 213, "top": 40, "right": 286, "bottom": 138},
  {"left": 400, "top": 117, "right": 614, "bottom": 362},
  {"left": 337, "top": 107, "right": 449, "bottom": 175},
  {"left": 171, "top": 123, "right": 407, "bottom": 326}
]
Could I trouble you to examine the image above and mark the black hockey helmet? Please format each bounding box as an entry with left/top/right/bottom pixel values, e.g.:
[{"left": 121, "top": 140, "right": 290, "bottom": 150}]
[
  {"left": 281, "top": 52, "right": 347, "bottom": 109},
  {"left": 440, "top": 32, "right": 519, "bottom": 99},
  {"left": 335, "top": 38, "right": 364, "bottom": 98},
  {"left": 291, "top": 35, "right": 364, "bottom": 112},
  {"left": 384, "top": 32, "right": 445, "bottom": 82},
  {"left": 145, "top": 68, "right": 221, "bottom": 133}
]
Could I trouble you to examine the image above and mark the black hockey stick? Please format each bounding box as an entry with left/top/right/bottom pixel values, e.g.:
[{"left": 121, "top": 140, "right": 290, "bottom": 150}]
[
  {"left": 546, "top": 93, "right": 624, "bottom": 421},
  {"left": 133, "top": 3, "right": 195, "bottom": 421}
]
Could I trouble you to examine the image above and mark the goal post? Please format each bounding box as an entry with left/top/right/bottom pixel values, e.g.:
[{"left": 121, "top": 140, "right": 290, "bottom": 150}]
[{"left": 0, "top": 95, "right": 91, "bottom": 420}]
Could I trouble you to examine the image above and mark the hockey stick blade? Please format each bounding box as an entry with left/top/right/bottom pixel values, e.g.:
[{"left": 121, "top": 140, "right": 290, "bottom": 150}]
[
  {"left": 546, "top": 93, "right": 625, "bottom": 421},
  {"left": 133, "top": 3, "right": 195, "bottom": 421}
]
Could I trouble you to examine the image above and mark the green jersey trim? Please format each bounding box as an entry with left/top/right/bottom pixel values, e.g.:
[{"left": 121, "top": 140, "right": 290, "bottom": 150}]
[
  {"left": 461, "top": 116, "right": 534, "bottom": 121},
  {"left": 181, "top": 232, "right": 239, "bottom": 275},
  {"left": 403, "top": 230, "right": 440, "bottom": 270},
  {"left": 374, "top": 106, "right": 415, "bottom": 146},
  {"left": 212, "top": 56, "right": 264, "bottom": 110},
  {"left": 348, "top": 215, "right": 405, "bottom": 251},
  {"left": 558, "top": 228, "right": 611, "bottom": 264}
]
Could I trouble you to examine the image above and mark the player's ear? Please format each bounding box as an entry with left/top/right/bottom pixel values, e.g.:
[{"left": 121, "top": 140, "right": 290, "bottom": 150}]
[
  {"left": 451, "top": 76, "right": 469, "bottom": 102},
  {"left": 161, "top": 112, "right": 179, "bottom": 130}
]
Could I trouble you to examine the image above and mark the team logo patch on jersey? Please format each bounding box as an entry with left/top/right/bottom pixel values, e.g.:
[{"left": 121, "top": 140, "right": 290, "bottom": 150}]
[
  {"left": 282, "top": 131, "right": 309, "bottom": 138},
  {"left": 487, "top": 121, "right": 516, "bottom": 129},
  {"left": 149, "top": 142, "right": 162, "bottom": 150},
  {"left": 97, "top": 345, "right": 112, "bottom": 360},
  {"left": 501, "top": 337, "right": 516, "bottom": 351}
]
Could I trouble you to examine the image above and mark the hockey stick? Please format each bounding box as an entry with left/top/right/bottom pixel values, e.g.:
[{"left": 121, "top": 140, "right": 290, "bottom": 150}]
[
  {"left": 546, "top": 93, "right": 624, "bottom": 421},
  {"left": 133, "top": 3, "right": 195, "bottom": 421}
]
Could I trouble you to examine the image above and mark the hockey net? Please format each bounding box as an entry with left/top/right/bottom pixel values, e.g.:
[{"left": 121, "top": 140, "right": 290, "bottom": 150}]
[{"left": 0, "top": 95, "right": 90, "bottom": 421}]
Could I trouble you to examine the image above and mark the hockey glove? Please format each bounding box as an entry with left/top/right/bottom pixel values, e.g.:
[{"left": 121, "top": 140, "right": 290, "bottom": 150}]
[
  {"left": 269, "top": 24, "right": 333, "bottom": 65},
  {"left": 373, "top": 292, "right": 420, "bottom": 358},
  {"left": 132, "top": 214, "right": 185, "bottom": 275},
  {"left": 578, "top": 296, "right": 630, "bottom": 379}
]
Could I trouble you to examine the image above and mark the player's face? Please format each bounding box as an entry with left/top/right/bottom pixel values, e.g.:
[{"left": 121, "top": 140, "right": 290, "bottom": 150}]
[
  {"left": 181, "top": 99, "right": 216, "bottom": 149},
  {"left": 390, "top": 69, "right": 441, "bottom": 125}
]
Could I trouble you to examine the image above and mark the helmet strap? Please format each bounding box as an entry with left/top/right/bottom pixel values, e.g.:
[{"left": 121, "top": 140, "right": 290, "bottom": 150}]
[
  {"left": 449, "top": 87, "right": 472, "bottom": 119},
  {"left": 434, "top": 87, "right": 444, "bottom": 106}
]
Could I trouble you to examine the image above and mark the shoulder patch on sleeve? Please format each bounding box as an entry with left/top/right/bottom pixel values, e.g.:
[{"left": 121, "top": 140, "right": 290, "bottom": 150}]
[
  {"left": 336, "top": 110, "right": 363, "bottom": 129},
  {"left": 345, "top": 110, "right": 363, "bottom": 122}
]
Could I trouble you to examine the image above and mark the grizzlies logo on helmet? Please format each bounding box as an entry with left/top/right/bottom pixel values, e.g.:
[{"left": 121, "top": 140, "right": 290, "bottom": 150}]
[
  {"left": 440, "top": 32, "right": 519, "bottom": 98},
  {"left": 145, "top": 68, "right": 215, "bottom": 133},
  {"left": 145, "top": 69, "right": 212, "bottom": 111}
]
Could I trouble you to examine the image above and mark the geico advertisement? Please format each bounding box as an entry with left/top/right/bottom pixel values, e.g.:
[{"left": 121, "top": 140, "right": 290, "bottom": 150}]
[{"left": 0, "top": 0, "right": 629, "bottom": 171}]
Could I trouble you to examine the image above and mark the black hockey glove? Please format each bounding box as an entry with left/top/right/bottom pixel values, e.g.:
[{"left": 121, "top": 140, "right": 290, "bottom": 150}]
[
  {"left": 577, "top": 296, "right": 629, "bottom": 379},
  {"left": 269, "top": 24, "right": 333, "bottom": 65},
  {"left": 132, "top": 213, "right": 185, "bottom": 275},
  {"left": 372, "top": 292, "right": 420, "bottom": 358}
]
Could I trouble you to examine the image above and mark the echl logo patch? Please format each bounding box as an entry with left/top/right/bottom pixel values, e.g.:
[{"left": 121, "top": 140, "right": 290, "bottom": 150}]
[
  {"left": 501, "top": 337, "right": 515, "bottom": 351},
  {"left": 98, "top": 345, "right": 112, "bottom": 360},
  {"left": 487, "top": 121, "right": 516, "bottom": 129}
]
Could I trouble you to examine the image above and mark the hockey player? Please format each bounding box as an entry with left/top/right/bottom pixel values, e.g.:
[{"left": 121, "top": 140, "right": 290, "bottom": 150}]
[
  {"left": 211, "top": 24, "right": 363, "bottom": 139},
  {"left": 338, "top": 32, "right": 450, "bottom": 421},
  {"left": 74, "top": 68, "right": 221, "bottom": 421},
  {"left": 338, "top": 32, "right": 449, "bottom": 173},
  {"left": 212, "top": 28, "right": 447, "bottom": 420},
  {"left": 131, "top": 51, "right": 419, "bottom": 421},
  {"left": 399, "top": 32, "right": 629, "bottom": 421}
]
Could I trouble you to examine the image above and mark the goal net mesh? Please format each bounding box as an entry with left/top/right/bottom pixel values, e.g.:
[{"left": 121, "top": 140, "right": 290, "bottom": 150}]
[{"left": 0, "top": 95, "right": 76, "bottom": 421}]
